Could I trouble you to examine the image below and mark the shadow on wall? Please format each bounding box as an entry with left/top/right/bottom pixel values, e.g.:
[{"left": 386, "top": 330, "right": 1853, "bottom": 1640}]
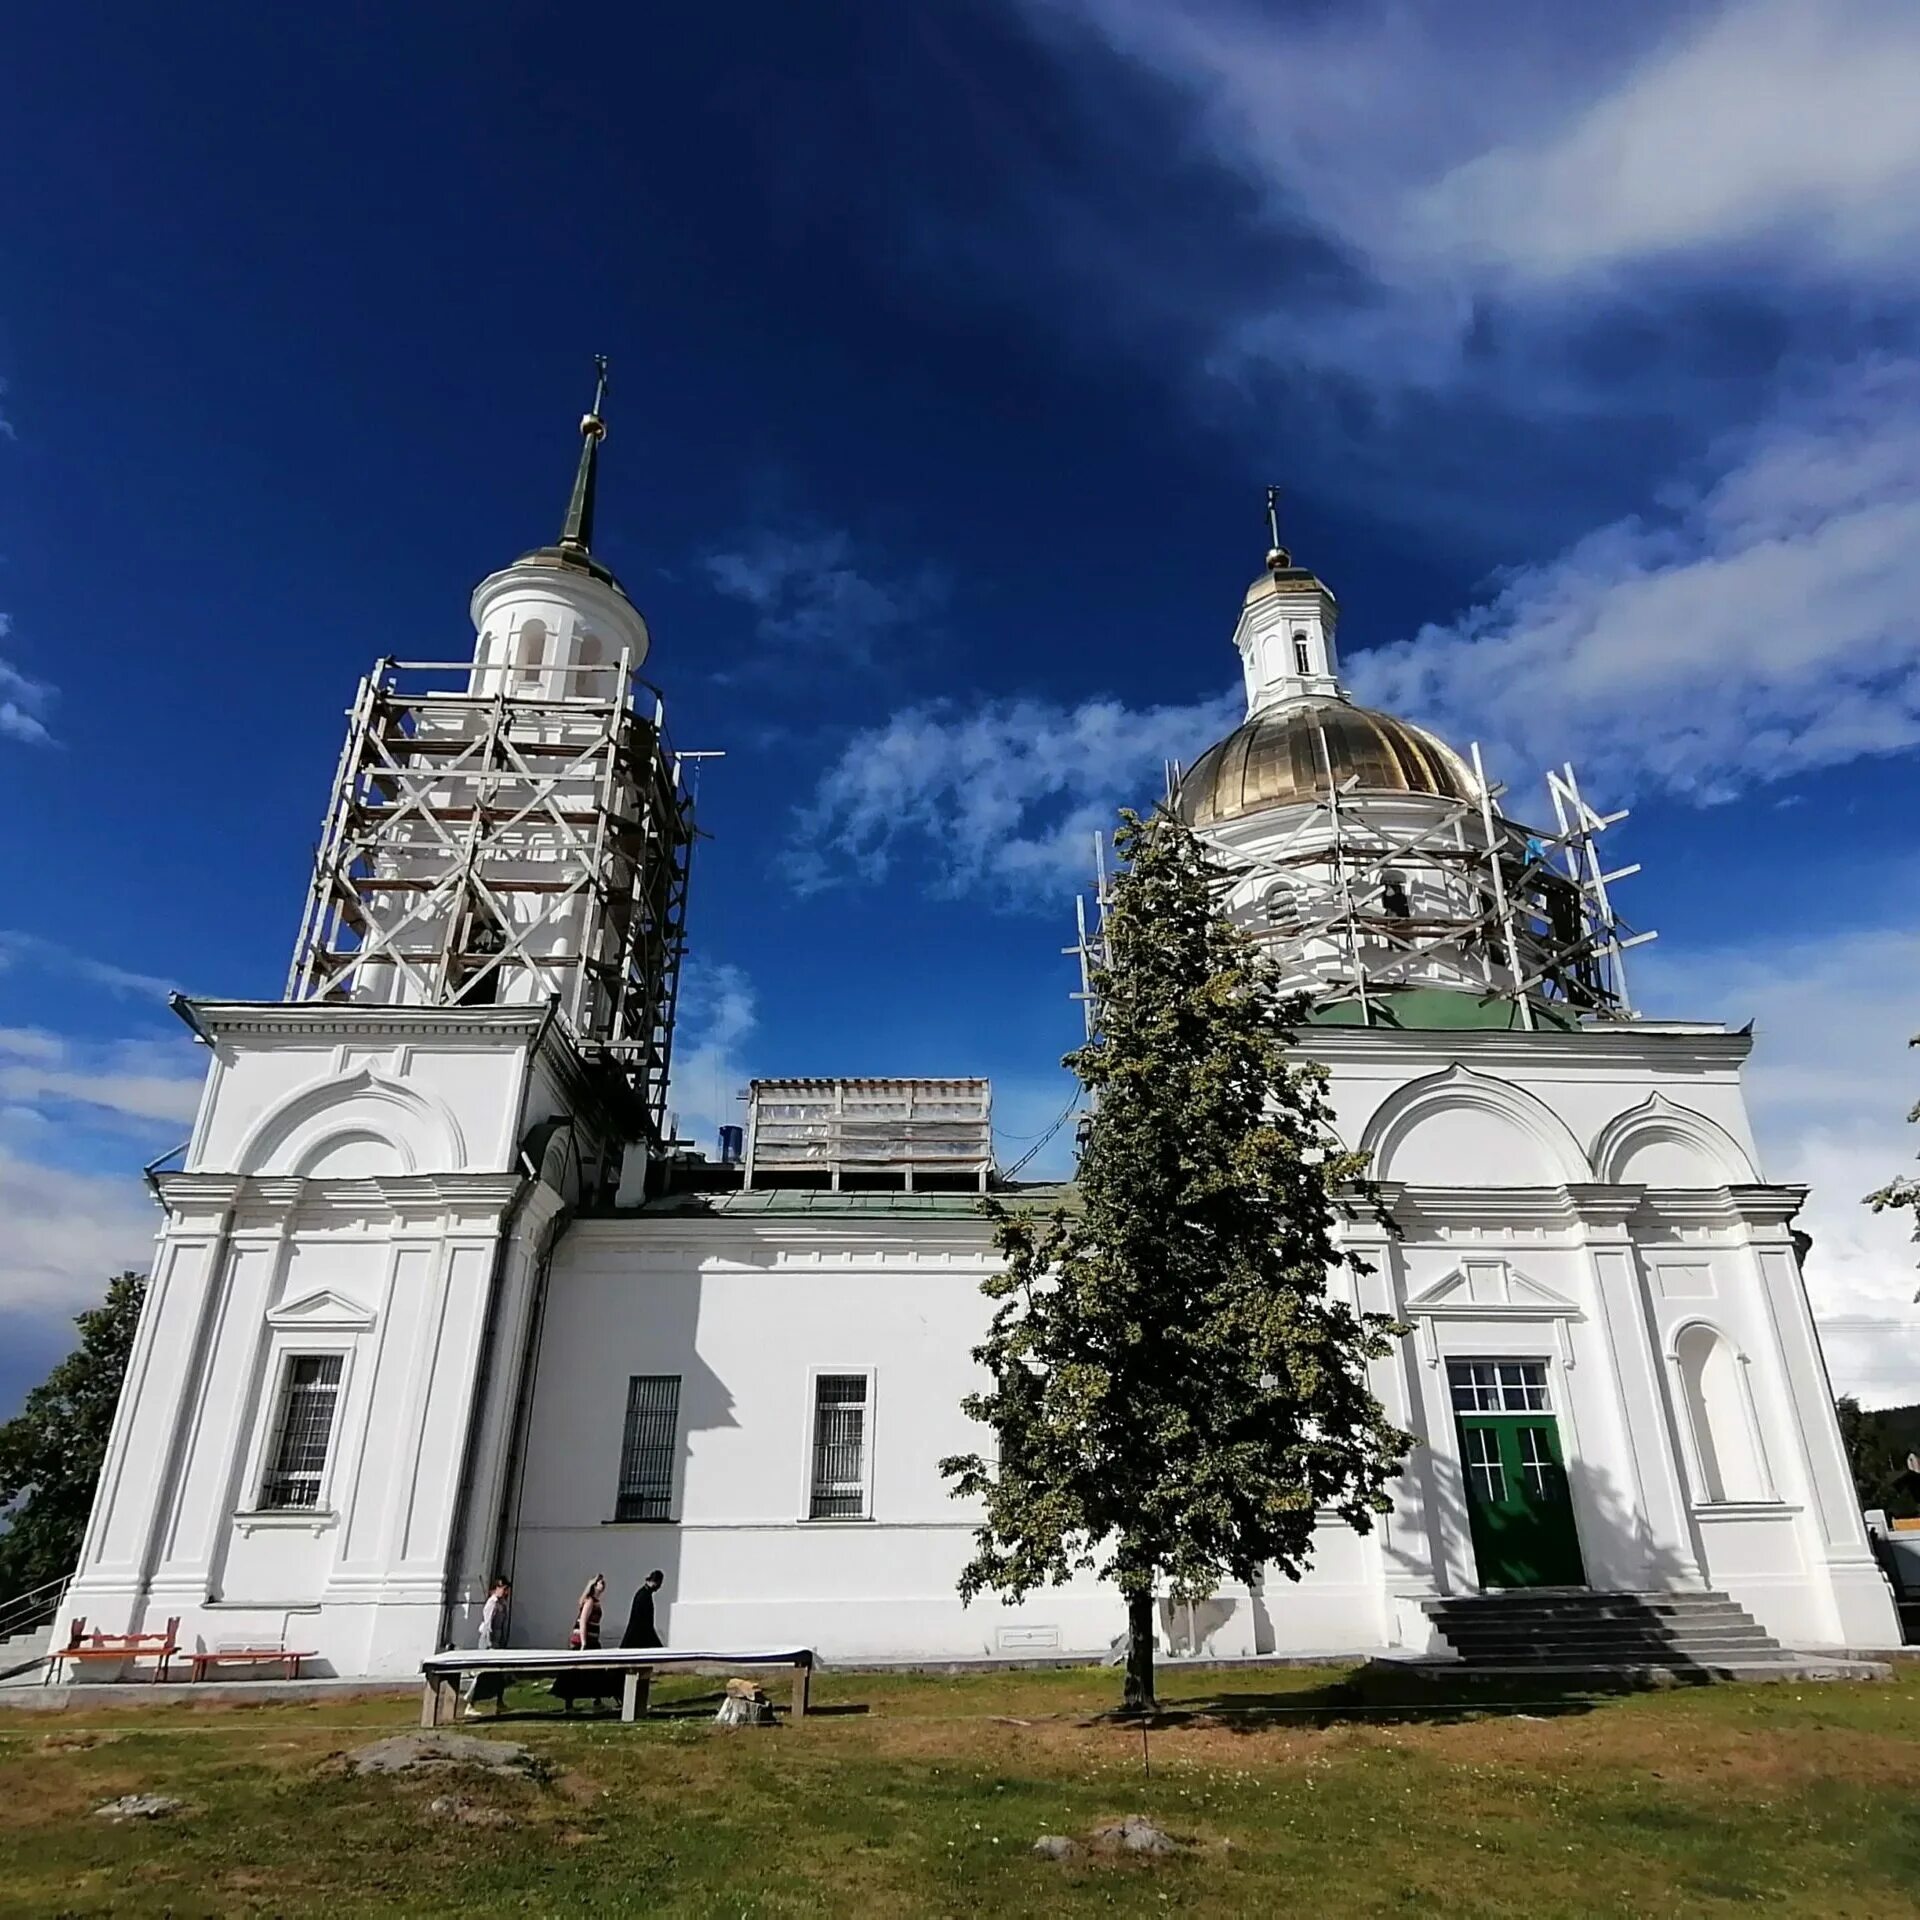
[{"left": 501, "top": 1245, "right": 739, "bottom": 1650}]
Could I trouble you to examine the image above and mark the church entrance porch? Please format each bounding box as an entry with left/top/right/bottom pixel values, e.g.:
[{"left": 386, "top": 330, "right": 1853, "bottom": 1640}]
[{"left": 1449, "top": 1360, "right": 1586, "bottom": 1590}]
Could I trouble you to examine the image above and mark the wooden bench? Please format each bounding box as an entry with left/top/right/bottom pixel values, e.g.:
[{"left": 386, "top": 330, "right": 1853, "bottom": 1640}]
[
  {"left": 54, "top": 1617, "right": 180, "bottom": 1682},
  {"left": 185, "top": 1644, "right": 318, "bottom": 1681},
  {"left": 418, "top": 1645, "right": 813, "bottom": 1727}
]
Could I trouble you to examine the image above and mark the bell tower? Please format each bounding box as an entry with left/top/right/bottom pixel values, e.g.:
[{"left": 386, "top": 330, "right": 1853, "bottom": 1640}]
[
  {"left": 63, "top": 362, "right": 699, "bottom": 1679},
  {"left": 286, "top": 359, "right": 694, "bottom": 1151}
]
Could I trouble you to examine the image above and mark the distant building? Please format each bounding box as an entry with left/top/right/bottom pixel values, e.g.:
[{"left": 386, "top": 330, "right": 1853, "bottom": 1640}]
[{"left": 61, "top": 385, "right": 1897, "bottom": 1675}]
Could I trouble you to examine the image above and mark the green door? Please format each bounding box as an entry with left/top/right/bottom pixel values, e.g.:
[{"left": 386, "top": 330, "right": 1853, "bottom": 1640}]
[{"left": 1449, "top": 1361, "right": 1586, "bottom": 1590}]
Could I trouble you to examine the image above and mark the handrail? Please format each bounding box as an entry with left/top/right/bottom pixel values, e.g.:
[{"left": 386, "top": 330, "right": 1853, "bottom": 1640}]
[{"left": 0, "top": 1574, "right": 69, "bottom": 1642}]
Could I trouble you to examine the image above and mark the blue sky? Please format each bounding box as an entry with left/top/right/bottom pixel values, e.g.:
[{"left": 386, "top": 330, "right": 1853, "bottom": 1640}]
[{"left": 4, "top": 0, "right": 1920, "bottom": 1414}]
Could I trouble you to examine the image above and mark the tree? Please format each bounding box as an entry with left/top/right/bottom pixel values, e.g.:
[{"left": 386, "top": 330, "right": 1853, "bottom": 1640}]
[
  {"left": 1866, "top": 1029, "right": 1920, "bottom": 1248},
  {"left": 1836, "top": 1395, "right": 1918, "bottom": 1518},
  {"left": 0, "top": 1272, "right": 147, "bottom": 1599},
  {"left": 941, "top": 810, "right": 1410, "bottom": 1712}
]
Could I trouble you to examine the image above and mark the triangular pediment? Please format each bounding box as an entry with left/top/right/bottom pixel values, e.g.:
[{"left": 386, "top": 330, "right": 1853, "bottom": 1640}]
[
  {"left": 266, "top": 1287, "right": 376, "bottom": 1331},
  {"left": 1406, "top": 1257, "right": 1580, "bottom": 1319}
]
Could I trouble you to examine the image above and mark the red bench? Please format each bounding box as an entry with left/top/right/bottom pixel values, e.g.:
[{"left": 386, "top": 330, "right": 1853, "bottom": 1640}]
[
  {"left": 54, "top": 1616, "right": 180, "bottom": 1682},
  {"left": 185, "top": 1646, "right": 317, "bottom": 1681}
]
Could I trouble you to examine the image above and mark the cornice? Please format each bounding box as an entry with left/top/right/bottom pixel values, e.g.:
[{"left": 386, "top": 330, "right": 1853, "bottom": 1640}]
[
  {"left": 1295, "top": 1025, "right": 1751, "bottom": 1073},
  {"left": 184, "top": 1000, "right": 553, "bottom": 1047},
  {"left": 156, "top": 1168, "right": 526, "bottom": 1222}
]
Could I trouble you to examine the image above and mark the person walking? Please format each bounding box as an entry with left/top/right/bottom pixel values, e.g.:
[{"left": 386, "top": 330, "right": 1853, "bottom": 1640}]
[
  {"left": 620, "top": 1569, "right": 666, "bottom": 1649},
  {"left": 570, "top": 1574, "right": 606, "bottom": 1650},
  {"left": 462, "top": 1577, "right": 510, "bottom": 1715},
  {"left": 554, "top": 1573, "right": 616, "bottom": 1712}
]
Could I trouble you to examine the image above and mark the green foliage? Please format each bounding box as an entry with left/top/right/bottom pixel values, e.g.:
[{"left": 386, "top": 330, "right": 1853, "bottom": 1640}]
[
  {"left": 942, "top": 809, "right": 1410, "bottom": 1703},
  {"left": 1836, "top": 1395, "right": 1918, "bottom": 1518},
  {"left": 1865, "top": 1030, "right": 1920, "bottom": 1238},
  {"left": 0, "top": 1272, "right": 147, "bottom": 1598}
]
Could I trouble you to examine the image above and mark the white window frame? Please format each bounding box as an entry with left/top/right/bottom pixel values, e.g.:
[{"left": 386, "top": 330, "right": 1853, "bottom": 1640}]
[
  {"left": 241, "top": 1341, "right": 355, "bottom": 1520},
  {"left": 800, "top": 1367, "right": 876, "bottom": 1522}
]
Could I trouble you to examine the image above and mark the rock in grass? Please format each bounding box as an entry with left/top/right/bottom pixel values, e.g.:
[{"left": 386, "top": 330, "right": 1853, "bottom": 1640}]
[
  {"left": 427, "top": 1794, "right": 517, "bottom": 1827},
  {"left": 93, "top": 1794, "right": 184, "bottom": 1822},
  {"left": 346, "top": 1732, "right": 539, "bottom": 1779},
  {"left": 1032, "top": 1834, "right": 1079, "bottom": 1860},
  {"left": 1089, "top": 1814, "right": 1180, "bottom": 1855}
]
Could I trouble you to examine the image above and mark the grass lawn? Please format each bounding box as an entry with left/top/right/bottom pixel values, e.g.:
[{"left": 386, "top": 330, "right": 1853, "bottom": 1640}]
[{"left": 3, "top": 1661, "right": 1919, "bottom": 1916}]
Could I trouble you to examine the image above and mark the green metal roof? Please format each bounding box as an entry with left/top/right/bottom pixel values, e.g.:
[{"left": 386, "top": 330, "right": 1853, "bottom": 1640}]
[{"left": 1302, "top": 988, "right": 1582, "bottom": 1033}]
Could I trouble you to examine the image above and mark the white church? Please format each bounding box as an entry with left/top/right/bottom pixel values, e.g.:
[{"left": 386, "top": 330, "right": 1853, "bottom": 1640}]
[{"left": 62, "top": 383, "right": 1900, "bottom": 1677}]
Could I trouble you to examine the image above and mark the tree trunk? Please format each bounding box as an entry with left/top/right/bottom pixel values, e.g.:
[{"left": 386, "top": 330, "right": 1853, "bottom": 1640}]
[{"left": 1122, "top": 1591, "right": 1157, "bottom": 1714}]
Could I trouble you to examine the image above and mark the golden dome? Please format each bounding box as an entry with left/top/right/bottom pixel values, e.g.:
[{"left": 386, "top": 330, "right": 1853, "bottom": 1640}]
[{"left": 1177, "top": 697, "right": 1475, "bottom": 829}]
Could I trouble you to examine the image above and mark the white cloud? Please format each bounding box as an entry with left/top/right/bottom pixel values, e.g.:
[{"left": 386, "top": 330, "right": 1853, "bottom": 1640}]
[
  {"left": 1012, "top": 0, "right": 1920, "bottom": 401},
  {"left": 1343, "top": 361, "right": 1920, "bottom": 803},
  {"left": 792, "top": 688, "right": 1240, "bottom": 904},
  {"left": 665, "top": 962, "right": 756, "bottom": 1157},
  {"left": 0, "top": 930, "right": 182, "bottom": 1001},
  {"left": 703, "top": 525, "right": 945, "bottom": 671},
  {"left": 0, "top": 1027, "right": 201, "bottom": 1130},
  {"left": 0, "top": 1144, "right": 158, "bottom": 1318},
  {"left": 0, "top": 645, "right": 54, "bottom": 746},
  {"left": 1640, "top": 923, "right": 1920, "bottom": 1406},
  {"left": 1416, "top": 0, "right": 1920, "bottom": 283}
]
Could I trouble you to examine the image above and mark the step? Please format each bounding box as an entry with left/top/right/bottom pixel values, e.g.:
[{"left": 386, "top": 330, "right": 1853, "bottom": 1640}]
[
  {"left": 1428, "top": 1628, "right": 1781, "bottom": 1658},
  {"left": 1425, "top": 1595, "right": 1741, "bottom": 1619},
  {"left": 1398, "top": 1656, "right": 1891, "bottom": 1684},
  {"left": 1434, "top": 1621, "right": 1782, "bottom": 1647}
]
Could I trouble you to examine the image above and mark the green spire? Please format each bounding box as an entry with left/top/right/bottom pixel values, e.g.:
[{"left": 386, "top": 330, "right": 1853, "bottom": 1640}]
[{"left": 558, "top": 354, "right": 610, "bottom": 558}]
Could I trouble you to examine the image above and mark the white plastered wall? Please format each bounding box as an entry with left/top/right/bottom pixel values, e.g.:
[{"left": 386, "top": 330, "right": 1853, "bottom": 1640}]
[{"left": 62, "top": 1008, "right": 558, "bottom": 1678}]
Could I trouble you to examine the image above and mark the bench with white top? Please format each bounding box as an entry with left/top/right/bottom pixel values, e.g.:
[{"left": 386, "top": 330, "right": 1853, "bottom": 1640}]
[{"left": 418, "top": 1645, "right": 813, "bottom": 1725}]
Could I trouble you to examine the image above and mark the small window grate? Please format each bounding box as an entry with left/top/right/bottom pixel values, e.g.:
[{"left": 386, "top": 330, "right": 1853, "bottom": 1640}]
[
  {"left": 810, "top": 1373, "right": 868, "bottom": 1519},
  {"left": 259, "top": 1354, "right": 343, "bottom": 1511},
  {"left": 615, "top": 1375, "right": 681, "bottom": 1522}
]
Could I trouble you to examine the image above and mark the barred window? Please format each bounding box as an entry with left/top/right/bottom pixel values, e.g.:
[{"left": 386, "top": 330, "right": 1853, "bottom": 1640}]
[
  {"left": 259, "top": 1354, "right": 343, "bottom": 1510},
  {"left": 615, "top": 1375, "right": 681, "bottom": 1522},
  {"left": 809, "top": 1373, "right": 869, "bottom": 1519}
]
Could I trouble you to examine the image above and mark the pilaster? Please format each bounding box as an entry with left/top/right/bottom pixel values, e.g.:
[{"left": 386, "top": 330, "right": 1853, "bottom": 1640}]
[
  {"left": 1565, "top": 1184, "right": 1707, "bottom": 1591},
  {"left": 1730, "top": 1185, "right": 1901, "bottom": 1646}
]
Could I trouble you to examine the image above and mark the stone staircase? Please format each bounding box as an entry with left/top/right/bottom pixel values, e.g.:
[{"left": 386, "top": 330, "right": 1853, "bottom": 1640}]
[
  {"left": 0, "top": 1623, "right": 57, "bottom": 1687},
  {"left": 1420, "top": 1590, "right": 1885, "bottom": 1681}
]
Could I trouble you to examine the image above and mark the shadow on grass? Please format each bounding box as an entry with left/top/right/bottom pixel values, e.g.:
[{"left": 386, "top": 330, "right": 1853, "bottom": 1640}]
[{"left": 1128, "top": 1660, "right": 1620, "bottom": 1730}]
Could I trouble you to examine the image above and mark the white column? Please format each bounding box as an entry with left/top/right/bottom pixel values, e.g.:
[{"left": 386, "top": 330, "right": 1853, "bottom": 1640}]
[
  {"left": 1568, "top": 1186, "right": 1707, "bottom": 1592},
  {"left": 65, "top": 1176, "right": 238, "bottom": 1633},
  {"left": 350, "top": 1178, "right": 524, "bottom": 1675},
  {"left": 146, "top": 1196, "right": 296, "bottom": 1615},
  {"left": 1346, "top": 1185, "right": 1444, "bottom": 1650},
  {"left": 1732, "top": 1186, "right": 1901, "bottom": 1648}
]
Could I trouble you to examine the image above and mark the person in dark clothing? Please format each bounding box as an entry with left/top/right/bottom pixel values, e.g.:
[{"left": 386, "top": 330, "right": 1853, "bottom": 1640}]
[
  {"left": 621, "top": 1569, "right": 666, "bottom": 1649},
  {"left": 552, "top": 1573, "right": 620, "bottom": 1712}
]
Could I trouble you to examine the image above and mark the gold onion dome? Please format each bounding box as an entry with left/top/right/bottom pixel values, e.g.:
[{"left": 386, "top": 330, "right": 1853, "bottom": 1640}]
[{"left": 1177, "top": 697, "right": 1476, "bottom": 829}]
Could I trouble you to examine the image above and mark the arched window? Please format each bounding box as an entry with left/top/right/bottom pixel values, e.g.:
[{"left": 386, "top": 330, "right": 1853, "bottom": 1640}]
[
  {"left": 1261, "top": 882, "right": 1298, "bottom": 934},
  {"left": 1674, "top": 1324, "right": 1768, "bottom": 1503},
  {"left": 1380, "top": 870, "right": 1411, "bottom": 919},
  {"left": 514, "top": 617, "right": 549, "bottom": 685},
  {"left": 1292, "top": 630, "right": 1312, "bottom": 675}
]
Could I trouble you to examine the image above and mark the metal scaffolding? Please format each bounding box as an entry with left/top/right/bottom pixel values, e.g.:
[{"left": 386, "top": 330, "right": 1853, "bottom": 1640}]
[
  {"left": 744, "top": 1078, "right": 995, "bottom": 1191},
  {"left": 1069, "top": 744, "right": 1654, "bottom": 1034},
  {"left": 287, "top": 651, "right": 695, "bottom": 1146}
]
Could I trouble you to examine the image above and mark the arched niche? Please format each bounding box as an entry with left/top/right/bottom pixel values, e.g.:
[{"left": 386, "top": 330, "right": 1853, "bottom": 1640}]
[
  {"left": 1364, "top": 1064, "right": 1589, "bottom": 1188},
  {"left": 1591, "top": 1094, "right": 1757, "bottom": 1187},
  {"left": 295, "top": 1129, "right": 408, "bottom": 1178},
  {"left": 234, "top": 1067, "right": 467, "bottom": 1176},
  {"left": 1671, "top": 1321, "right": 1772, "bottom": 1503}
]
